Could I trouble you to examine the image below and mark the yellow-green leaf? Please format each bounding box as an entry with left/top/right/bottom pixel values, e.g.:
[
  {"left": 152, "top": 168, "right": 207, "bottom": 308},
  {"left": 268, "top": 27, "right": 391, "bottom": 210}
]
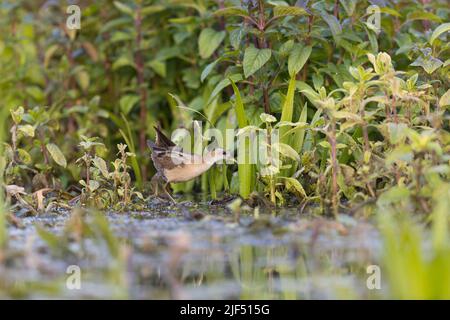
[
  {"left": 243, "top": 47, "right": 271, "bottom": 78},
  {"left": 198, "top": 28, "right": 225, "bottom": 59},
  {"left": 288, "top": 44, "right": 312, "bottom": 77},
  {"left": 18, "top": 124, "right": 35, "bottom": 137},
  {"left": 430, "top": 23, "right": 450, "bottom": 45},
  {"left": 439, "top": 89, "right": 450, "bottom": 107},
  {"left": 273, "top": 6, "right": 308, "bottom": 18},
  {"left": 46, "top": 143, "right": 67, "bottom": 168}
]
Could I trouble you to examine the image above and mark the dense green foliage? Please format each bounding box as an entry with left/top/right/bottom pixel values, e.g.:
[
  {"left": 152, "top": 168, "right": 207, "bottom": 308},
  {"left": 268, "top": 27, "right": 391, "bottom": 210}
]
[
  {"left": 0, "top": 0, "right": 449, "bottom": 300},
  {"left": 1, "top": 0, "right": 448, "bottom": 213}
]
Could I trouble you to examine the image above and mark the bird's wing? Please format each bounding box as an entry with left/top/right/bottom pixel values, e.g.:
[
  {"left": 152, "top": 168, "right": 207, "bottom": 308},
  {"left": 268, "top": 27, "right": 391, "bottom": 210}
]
[{"left": 151, "top": 147, "right": 199, "bottom": 169}]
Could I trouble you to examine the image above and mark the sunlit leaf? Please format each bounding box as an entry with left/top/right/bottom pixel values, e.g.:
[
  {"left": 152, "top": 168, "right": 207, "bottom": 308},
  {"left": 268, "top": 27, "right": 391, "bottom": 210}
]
[
  {"left": 214, "top": 7, "right": 249, "bottom": 18},
  {"left": 119, "top": 95, "right": 140, "bottom": 115},
  {"left": 260, "top": 113, "right": 277, "bottom": 123},
  {"left": 273, "top": 6, "right": 308, "bottom": 17},
  {"left": 439, "top": 89, "right": 450, "bottom": 107},
  {"left": 410, "top": 55, "right": 443, "bottom": 74},
  {"left": 18, "top": 124, "right": 35, "bottom": 137},
  {"left": 46, "top": 143, "right": 67, "bottom": 168},
  {"left": 243, "top": 47, "right": 271, "bottom": 78},
  {"left": 288, "top": 44, "right": 312, "bottom": 77},
  {"left": 430, "top": 22, "right": 450, "bottom": 45},
  {"left": 273, "top": 142, "right": 300, "bottom": 161},
  {"left": 407, "top": 11, "right": 442, "bottom": 23},
  {"left": 113, "top": 1, "right": 134, "bottom": 16},
  {"left": 198, "top": 28, "right": 225, "bottom": 59},
  {"left": 148, "top": 59, "right": 166, "bottom": 78},
  {"left": 93, "top": 156, "right": 109, "bottom": 178},
  {"left": 201, "top": 59, "right": 220, "bottom": 83}
]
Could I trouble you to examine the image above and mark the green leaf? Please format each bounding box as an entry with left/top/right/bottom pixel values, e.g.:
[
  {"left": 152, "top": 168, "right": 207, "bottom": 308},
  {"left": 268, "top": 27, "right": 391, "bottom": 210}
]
[
  {"left": 214, "top": 7, "right": 249, "bottom": 18},
  {"left": 379, "top": 7, "right": 401, "bottom": 17},
  {"left": 439, "top": 89, "right": 450, "bottom": 107},
  {"left": 148, "top": 60, "right": 166, "bottom": 78},
  {"left": 378, "top": 186, "right": 411, "bottom": 207},
  {"left": 387, "top": 122, "right": 408, "bottom": 144},
  {"left": 119, "top": 95, "right": 140, "bottom": 115},
  {"left": 44, "top": 44, "right": 59, "bottom": 68},
  {"left": 112, "top": 55, "right": 135, "bottom": 70},
  {"left": 17, "top": 148, "right": 32, "bottom": 165},
  {"left": 243, "top": 47, "right": 271, "bottom": 78},
  {"left": 386, "top": 145, "right": 413, "bottom": 165},
  {"left": 407, "top": 11, "right": 442, "bottom": 23},
  {"left": 113, "top": 1, "right": 134, "bottom": 16},
  {"left": 281, "top": 177, "right": 307, "bottom": 198},
  {"left": 230, "top": 78, "right": 248, "bottom": 128},
  {"left": 273, "top": 143, "right": 300, "bottom": 161},
  {"left": 297, "top": 81, "right": 321, "bottom": 108},
  {"left": 207, "top": 74, "right": 242, "bottom": 106},
  {"left": 201, "top": 59, "right": 220, "bottom": 83},
  {"left": 141, "top": 5, "right": 165, "bottom": 16},
  {"left": 89, "top": 180, "right": 100, "bottom": 192},
  {"left": 75, "top": 70, "right": 90, "bottom": 91},
  {"left": 46, "top": 143, "right": 67, "bottom": 168},
  {"left": 430, "top": 23, "right": 450, "bottom": 45},
  {"left": 288, "top": 44, "right": 312, "bottom": 77},
  {"left": 260, "top": 113, "right": 277, "bottom": 123},
  {"left": 280, "top": 75, "right": 297, "bottom": 144},
  {"left": 291, "top": 103, "right": 308, "bottom": 154},
  {"left": 321, "top": 12, "right": 342, "bottom": 43},
  {"left": 25, "top": 86, "right": 45, "bottom": 101},
  {"left": 10, "top": 107, "right": 24, "bottom": 124},
  {"left": 273, "top": 6, "right": 308, "bottom": 17},
  {"left": 230, "top": 80, "right": 253, "bottom": 199},
  {"left": 17, "top": 124, "right": 35, "bottom": 137},
  {"left": 279, "top": 40, "right": 295, "bottom": 58},
  {"left": 410, "top": 55, "right": 443, "bottom": 74},
  {"left": 230, "top": 28, "right": 245, "bottom": 50},
  {"left": 333, "top": 111, "right": 362, "bottom": 122},
  {"left": 93, "top": 156, "right": 109, "bottom": 178},
  {"left": 198, "top": 28, "right": 225, "bottom": 59}
]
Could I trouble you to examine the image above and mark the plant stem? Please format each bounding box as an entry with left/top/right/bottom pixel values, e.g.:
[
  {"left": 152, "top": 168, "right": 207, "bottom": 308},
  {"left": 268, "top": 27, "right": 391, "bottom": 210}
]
[
  {"left": 270, "top": 175, "right": 276, "bottom": 205},
  {"left": 210, "top": 169, "right": 217, "bottom": 200},
  {"left": 263, "top": 86, "right": 270, "bottom": 114},
  {"left": 333, "top": 0, "right": 339, "bottom": 18},
  {"left": 360, "top": 103, "right": 370, "bottom": 153},
  {"left": 329, "top": 118, "right": 339, "bottom": 217},
  {"left": 255, "top": 0, "right": 270, "bottom": 114}
]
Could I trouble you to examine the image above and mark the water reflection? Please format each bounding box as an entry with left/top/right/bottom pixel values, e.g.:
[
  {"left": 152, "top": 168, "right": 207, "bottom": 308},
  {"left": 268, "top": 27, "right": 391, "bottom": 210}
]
[{"left": 0, "top": 207, "right": 383, "bottom": 299}]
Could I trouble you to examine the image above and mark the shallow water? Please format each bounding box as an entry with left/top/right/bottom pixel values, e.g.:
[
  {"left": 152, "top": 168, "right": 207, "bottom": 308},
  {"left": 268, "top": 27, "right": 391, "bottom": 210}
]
[{"left": 0, "top": 199, "right": 385, "bottom": 299}]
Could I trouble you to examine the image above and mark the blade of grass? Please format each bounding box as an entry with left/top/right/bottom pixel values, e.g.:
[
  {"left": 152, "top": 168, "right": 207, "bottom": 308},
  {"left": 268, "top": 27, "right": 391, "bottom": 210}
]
[
  {"left": 280, "top": 75, "right": 297, "bottom": 145},
  {"left": 119, "top": 113, "right": 143, "bottom": 189},
  {"left": 289, "top": 103, "right": 308, "bottom": 176},
  {"left": 209, "top": 168, "right": 217, "bottom": 199},
  {"left": 230, "top": 79, "right": 253, "bottom": 199}
]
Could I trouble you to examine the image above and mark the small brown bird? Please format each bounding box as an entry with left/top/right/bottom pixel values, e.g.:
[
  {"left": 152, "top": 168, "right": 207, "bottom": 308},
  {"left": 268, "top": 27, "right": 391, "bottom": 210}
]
[{"left": 147, "top": 126, "right": 231, "bottom": 202}]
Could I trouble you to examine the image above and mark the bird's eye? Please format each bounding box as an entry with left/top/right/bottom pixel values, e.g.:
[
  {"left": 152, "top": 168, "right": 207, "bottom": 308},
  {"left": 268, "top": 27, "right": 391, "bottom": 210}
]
[{"left": 222, "top": 151, "right": 226, "bottom": 155}]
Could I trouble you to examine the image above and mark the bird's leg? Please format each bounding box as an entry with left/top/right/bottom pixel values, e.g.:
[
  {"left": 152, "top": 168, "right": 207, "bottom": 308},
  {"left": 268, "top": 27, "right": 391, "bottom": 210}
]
[
  {"left": 163, "top": 182, "right": 177, "bottom": 204},
  {"left": 150, "top": 174, "right": 161, "bottom": 198}
]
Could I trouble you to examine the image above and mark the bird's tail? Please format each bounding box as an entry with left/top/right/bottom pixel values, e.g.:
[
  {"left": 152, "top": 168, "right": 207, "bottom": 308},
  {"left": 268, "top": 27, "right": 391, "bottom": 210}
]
[
  {"left": 154, "top": 125, "right": 175, "bottom": 148},
  {"left": 147, "top": 139, "right": 157, "bottom": 150}
]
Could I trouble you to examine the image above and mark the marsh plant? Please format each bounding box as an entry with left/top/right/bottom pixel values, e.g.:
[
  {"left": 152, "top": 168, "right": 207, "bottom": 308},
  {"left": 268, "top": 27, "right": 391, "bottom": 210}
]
[
  {"left": 0, "top": 0, "right": 447, "bottom": 212},
  {"left": 0, "top": 0, "right": 448, "bottom": 301},
  {"left": 76, "top": 137, "right": 143, "bottom": 210}
]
